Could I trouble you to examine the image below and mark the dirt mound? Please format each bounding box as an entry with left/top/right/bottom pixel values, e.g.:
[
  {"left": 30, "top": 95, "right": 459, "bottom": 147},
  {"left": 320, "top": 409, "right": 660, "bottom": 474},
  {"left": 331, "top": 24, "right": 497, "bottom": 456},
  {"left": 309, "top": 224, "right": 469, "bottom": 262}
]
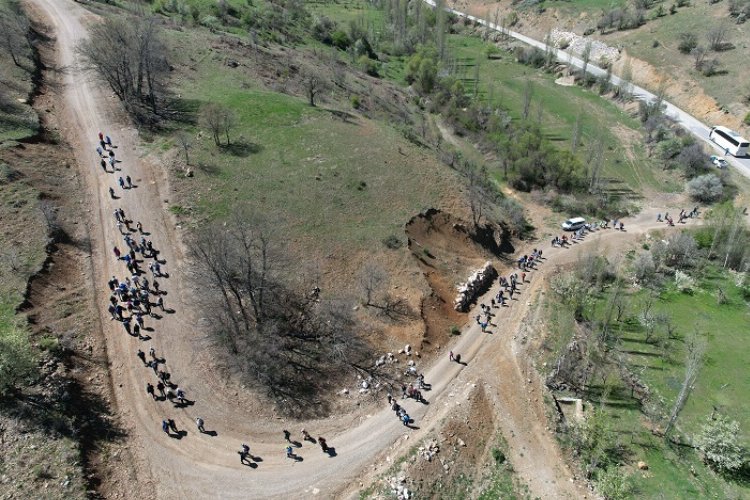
[{"left": 405, "top": 209, "right": 513, "bottom": 351}]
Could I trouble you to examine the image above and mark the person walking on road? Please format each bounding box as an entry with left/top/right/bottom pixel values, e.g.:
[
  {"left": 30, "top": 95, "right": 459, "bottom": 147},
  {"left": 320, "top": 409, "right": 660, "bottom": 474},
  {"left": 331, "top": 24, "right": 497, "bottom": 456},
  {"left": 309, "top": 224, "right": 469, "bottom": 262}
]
[
  {"left": 318, "top": 437, "right": 329, "bottom": 453},
  {"left": 146, "top": 383, "right": 156, "bottom": 400},
  {"left": 239, "top": 444, "right": 251, "bottom": 464},
  {"left": 449, "top": 351, "right": 454, "bottom": 362},
  {"left": 137, "top": 349, "right": 147, "bottom": 365},
  {"left": 162, "top": 420, "right": 170, "bottom": 435},
  {"left": 196, "top": 417, "right": 205, "bottom": 433}
]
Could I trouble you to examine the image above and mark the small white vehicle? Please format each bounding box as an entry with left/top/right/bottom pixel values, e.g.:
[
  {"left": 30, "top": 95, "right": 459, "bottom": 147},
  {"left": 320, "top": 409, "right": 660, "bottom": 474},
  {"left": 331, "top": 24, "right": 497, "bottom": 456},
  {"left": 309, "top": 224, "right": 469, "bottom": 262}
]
[
  {"left": 561, "top": 217, "right": 586, "bottom": 231},
  {"left": 710, "top": 155, "right": 728, "bottom": 169}
]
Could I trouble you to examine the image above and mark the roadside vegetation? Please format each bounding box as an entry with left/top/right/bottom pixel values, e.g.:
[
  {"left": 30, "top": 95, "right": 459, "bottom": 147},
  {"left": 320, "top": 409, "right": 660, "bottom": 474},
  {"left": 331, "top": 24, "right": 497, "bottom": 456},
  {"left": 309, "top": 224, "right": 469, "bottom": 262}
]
[
  {"left": 539, "top": 203, "right": 750, "bottom": 498},
  {"left": 493, "top": 0, "right": 750, "bottom": 134},
  {"left": 0, "top": 0, "right": 40, "bottom": 141}
]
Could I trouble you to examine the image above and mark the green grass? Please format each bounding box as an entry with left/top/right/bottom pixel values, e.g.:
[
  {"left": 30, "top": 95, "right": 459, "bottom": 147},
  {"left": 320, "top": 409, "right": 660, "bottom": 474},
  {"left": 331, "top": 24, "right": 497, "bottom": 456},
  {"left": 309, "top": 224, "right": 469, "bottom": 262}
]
[
  {"left": 583, "top": 265, "right": 750, "bottom": 498},
  {"left": 445, "top": 34, "right": 667, "bottom": 193},
  {"left": 308, "top": 0, "right": 671, "bottom": 195},
  {"left": 162, "top": 28, "right": 458, "bottom": 257}
]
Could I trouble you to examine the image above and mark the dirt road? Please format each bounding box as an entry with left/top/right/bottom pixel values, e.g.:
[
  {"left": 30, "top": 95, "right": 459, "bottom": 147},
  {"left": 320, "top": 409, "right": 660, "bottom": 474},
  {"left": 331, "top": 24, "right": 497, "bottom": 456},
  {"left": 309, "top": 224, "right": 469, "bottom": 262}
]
[{"left": 28, "top": 0, "right": 682, "bottom": 498}]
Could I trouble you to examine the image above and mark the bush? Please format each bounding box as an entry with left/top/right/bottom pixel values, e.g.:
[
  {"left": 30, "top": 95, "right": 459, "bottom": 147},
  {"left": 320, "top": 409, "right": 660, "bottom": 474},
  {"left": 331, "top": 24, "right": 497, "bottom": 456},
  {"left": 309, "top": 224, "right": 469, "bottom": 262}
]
[
  {"left": 0, "top": 317, "right": 36, "bottom": 395},
  {"left": 331, "top": 29, "right": 351, "bottom": 50},
  {"left": 382, "top": 234, "right": 402, "bottom": 249},
  {"left": 350, "top": 95, "right": 361, "bottom": 109},
  {"left": 450, "top": 325, "right": 461, "bottom": 336},
  {"left": 744, "top": 112, "right": 750, "bottom": 125},
  {"left": 311, "top": 16, "right": 336, "bottom": 44},
  {"left": 357, "top": 55, "right": 379, "bottom": 77},
  {"left": 687, "top": 173, "right": 723, "bottom": 202},
  {"left": 675, "top": 269, "right": 696, "bottom": 294},
  {"left": 696, "top": 413, "right": 746, "bottom": 472},
  {"left": 678, "top": 32, "right": 698, "bottom": 54},
  {"left": 491, "top": 447, "right": 506, "bottom": 464}
]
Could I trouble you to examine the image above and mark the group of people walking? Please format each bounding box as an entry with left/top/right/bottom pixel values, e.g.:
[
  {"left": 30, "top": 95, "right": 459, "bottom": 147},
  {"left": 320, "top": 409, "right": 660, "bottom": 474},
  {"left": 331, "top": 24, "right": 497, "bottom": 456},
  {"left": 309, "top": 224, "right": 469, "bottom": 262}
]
[{"left": 97, "top": 131, "right": 336, "bottom": 466}]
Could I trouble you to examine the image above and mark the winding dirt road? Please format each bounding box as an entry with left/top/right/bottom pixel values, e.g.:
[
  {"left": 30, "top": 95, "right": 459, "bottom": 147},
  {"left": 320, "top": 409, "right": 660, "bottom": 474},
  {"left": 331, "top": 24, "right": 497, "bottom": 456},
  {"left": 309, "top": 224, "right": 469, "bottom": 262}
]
[{"left": 28, "top": 0, "right": 682, "bottom": 498}]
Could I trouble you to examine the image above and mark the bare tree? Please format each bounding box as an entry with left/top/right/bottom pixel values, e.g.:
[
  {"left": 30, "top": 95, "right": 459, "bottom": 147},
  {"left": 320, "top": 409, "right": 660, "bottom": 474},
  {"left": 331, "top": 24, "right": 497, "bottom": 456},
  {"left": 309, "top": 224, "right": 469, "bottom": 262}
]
[
  {"left": 522, "top": 80, "right": 533, "bottom": 120},
  {"left": 302, "top": 71, "right": 324, "bottom": 107},
  {"left": 664, "top": 330, "right": 706, "bottom": 439},
  {"left": 581, "top": 40, "right": 593, "bottom": 80},
  {"left": 221, "top": 108, "right": 236, "bottom": 145},
  {"left": 467, "top": 165, "right": 491, "bottom": 228},
  {"left": 175, "top": 132, "right": 193, "bottom": 165},
  {"left": 78, "top": 16, "right": 168, "bottom": 122},
  {"left": 200, "top": 103, "right": 235, "bottom": 147},
  {"left": 358, "top": 262, "right": 388, "bottom": 307},
  {"left": 691, "top": 45, "right": 708, "bottom": 70},
  {"left": 571, "top": 112, "right": 582, "bottom": 155},
  {"left": 706, "top": 25, "right": 729, "bottom": 51}
]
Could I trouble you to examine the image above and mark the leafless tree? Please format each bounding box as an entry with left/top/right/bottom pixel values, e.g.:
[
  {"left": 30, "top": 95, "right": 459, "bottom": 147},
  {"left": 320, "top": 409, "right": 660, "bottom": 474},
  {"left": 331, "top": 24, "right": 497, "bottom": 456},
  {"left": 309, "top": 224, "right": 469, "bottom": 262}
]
[
  {"left": 706, "top": 25, "right": 730, "bottom": 51},
  {"left": 78, "top": 16, "right": 169, "bottom": 122},
  {"left": 467, "top": 165, "right": 491, "bottom": 228},
  {"left": 0, "top": 2, "right": 32, "bottom": 68},
  {"left": 571, "top": 112, "right": 582, "bottom": 155},
  {"left": 522, "top": 80, "right": 533, "bottom": 120},
  {"left": 302, "top": 71, "right": 324, "bottom": 107},
  {"left": 581, "top": 40, "right": 593, "bottom": 79},
  {"left": 664, "top": 330, "right": 706, "bottom": 439},
  {"left": 200, "top": 103, "right": 235, "bottom": 147},
  {"left": 691, "top": 45, "right": 708, "bottom": 70},
  {"left": 358, "top": 262, "right": 388, "bottom": 307},
  {"left": 193, "top": 215, "right": 371, "bottom": 416},
  {"left": 175, "top": 132, "right": 193, "bottom": 165}
]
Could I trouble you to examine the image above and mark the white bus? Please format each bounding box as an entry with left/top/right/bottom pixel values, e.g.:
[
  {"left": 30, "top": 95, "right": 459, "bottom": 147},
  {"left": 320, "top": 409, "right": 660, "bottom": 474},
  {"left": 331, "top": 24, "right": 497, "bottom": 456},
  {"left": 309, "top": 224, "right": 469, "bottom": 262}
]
[{"left": 709, "top": 126, "right": 749, "bottom": 157}]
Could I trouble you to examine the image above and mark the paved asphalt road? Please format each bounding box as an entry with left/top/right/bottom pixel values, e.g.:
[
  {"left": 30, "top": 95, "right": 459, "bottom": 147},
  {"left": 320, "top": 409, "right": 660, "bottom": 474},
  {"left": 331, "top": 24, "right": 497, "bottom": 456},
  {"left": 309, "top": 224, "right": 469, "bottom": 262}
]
[{"left": 424, "top": 0, "right": 750, "bottom": 179}]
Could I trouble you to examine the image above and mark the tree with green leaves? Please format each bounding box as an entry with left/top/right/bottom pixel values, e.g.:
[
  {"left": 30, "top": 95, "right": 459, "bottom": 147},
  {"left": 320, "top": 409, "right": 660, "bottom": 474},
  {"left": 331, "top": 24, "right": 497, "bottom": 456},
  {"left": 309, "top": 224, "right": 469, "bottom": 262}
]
[{"left": 696, "top": 413, "right": 746, "bottom": 472}]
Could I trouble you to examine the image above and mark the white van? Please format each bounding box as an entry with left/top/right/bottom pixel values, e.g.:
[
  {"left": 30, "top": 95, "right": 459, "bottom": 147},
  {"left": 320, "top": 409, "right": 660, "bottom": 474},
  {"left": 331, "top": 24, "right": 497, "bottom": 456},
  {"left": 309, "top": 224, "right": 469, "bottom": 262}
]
[{"left": 561, "top": 217, "right": 586, "bottom": 231}]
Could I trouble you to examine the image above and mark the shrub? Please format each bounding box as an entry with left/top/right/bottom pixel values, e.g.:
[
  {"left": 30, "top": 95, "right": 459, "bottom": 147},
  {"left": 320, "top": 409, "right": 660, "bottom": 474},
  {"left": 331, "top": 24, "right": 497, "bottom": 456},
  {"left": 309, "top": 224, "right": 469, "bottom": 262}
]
[
  {"left": 0, "top": 319, "right": 36, "bottom": 395},
  {"left": 350, "top": 95, "right": 361, "bottom": 109},
  {"left": 331, "top": 29, "right": 351, "bottom": 50},
  {"left": 687, "top": 173, "right": 723, "bottom": 202},
  {"left": 491, "top": 447, "right": 506, "bottom": 464},
  {"left": 678, "top": 33, "right": 698, "bottom": 54},
  {"left": 450, "top": 325, "right": 461, "bottom": 336},
  {"left": 675, "top": 269, "right": 696, "bottom": 294},
  {"left": 696, "top": 413, "right": 746, "bottom": 472},
  {"left": 744, "top": 112, "right": 750, "bottom": 125},
  {"left": 357, "top": 55, "right": 379, "bottom": 77},
  {"left": 382, "top": 234, "right": 402, "bottom": 249}
]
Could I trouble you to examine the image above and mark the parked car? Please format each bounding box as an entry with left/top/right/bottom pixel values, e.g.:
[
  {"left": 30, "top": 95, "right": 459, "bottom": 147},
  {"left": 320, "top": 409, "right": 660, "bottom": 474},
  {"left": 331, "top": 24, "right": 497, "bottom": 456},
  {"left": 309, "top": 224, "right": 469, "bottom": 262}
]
[
  {"left": 561, "top": 217, "right": 586, "bottom": 231},
  {"left": 710, "top": 155, "right": 728, "bottom": 169}
]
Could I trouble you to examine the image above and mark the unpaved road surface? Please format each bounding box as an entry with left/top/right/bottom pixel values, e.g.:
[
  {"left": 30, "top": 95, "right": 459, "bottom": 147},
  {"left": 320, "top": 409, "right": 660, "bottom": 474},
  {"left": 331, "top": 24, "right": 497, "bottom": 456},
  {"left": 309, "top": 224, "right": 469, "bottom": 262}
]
[{"left": 30, "top": 0, "right": 683, "bottom": 498}]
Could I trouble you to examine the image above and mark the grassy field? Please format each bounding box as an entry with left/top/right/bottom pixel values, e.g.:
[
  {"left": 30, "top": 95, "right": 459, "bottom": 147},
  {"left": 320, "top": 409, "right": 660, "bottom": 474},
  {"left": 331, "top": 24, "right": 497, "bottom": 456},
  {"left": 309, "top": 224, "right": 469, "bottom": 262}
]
[
  {"left": 306, "top": 0, "right": 675, "bottom": 196},
  {"left": 158, "top": 27, "right": 461, "bottom": 267},
  {"left": 603, "top": 1, "right": 750, "bottom": 119},
  {"left": 446, "top": 34, "right": 668, "bottom": 193},
  {"left": 543, "top": 260, "right": 750, "bottom": 499}
]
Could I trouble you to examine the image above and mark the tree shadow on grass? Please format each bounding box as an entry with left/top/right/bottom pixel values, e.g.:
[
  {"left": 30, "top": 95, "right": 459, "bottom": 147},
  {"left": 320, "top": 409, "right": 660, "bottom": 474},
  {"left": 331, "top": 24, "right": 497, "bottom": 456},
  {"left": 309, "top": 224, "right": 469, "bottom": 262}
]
[{"left": 219, "top": 140, "right": 262, "bottom": 157}]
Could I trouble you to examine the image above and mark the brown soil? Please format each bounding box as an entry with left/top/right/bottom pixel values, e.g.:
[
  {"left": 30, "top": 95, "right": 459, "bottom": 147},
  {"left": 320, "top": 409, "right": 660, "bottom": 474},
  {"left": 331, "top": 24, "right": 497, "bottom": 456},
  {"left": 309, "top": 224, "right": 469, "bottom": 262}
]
[
  {"left": 405, "top": 209, "right": 511, "bottom": 352},
  {"left": 10, "top": 6, "right": 143, "bottom": 498},
  {"left": 398, "top": 385, "right": 502, "bottom": 497}
]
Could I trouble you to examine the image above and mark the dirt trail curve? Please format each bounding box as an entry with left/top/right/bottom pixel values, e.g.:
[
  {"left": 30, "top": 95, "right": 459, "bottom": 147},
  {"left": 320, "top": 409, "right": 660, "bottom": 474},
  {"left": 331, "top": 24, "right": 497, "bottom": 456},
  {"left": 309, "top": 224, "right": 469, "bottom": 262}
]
[{"left": 28, "top": 0, "right": 677, "bottom": 498}]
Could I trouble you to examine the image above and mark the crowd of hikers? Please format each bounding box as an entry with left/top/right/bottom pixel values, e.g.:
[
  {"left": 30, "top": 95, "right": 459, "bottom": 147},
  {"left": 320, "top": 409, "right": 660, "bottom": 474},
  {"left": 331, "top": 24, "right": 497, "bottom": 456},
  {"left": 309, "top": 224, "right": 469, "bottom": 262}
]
[
  {"left": 97, "top": 132, "right": 335, "bottom": 466},
  {"left": 98, "top": 130, "right": 699, "bottom": 472}
]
